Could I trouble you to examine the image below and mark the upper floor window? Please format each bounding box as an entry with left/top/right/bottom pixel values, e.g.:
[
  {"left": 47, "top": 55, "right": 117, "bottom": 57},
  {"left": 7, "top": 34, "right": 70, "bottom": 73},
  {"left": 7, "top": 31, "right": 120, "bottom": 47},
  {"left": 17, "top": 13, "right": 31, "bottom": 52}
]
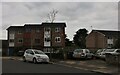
[
  {"left": 55, "top": 27, "right": 60, "bottom": 32},
  {"left": 18, "top": 31, "right": 22, "bottom": 34},
  {"left": 9, "top": 39, "right": 14, "bottom": 43},
  {"left": 36, "top": 29, "right": 40, "bottom": 33},
  {"left": 18, "top": 38, "right": 23, "bottom": 43},
  {"left": 108, "top": 37, "right": 112, "bottom": 39},
  {"left": 9, "top": 31, "right": 15, "bottom": 34},
  {"left": 55, "top": 37, "right": 61, "bottom": 42},
  {"left": 9, "top": 34, "right": 15, "bottom": 39},
  {"left": 26, "top": 28, "right": 31, "bottom": 32},
  {"left": 107, "top": 44, "right": 113, "bottom": 48},
  {"left": 44, "top": 27, "right": 51, "bottom": 32},
  {"left": 44, "top": 38, "right": 51, "bottom": 42}
]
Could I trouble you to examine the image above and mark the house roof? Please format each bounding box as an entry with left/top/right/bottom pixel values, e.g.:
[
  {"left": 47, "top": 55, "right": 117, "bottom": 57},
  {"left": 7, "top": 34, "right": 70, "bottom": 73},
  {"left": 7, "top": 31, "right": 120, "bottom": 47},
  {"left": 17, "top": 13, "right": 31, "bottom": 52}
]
[
  {"left": 92, "top": 29, "right": 120, "bottom": 37},
  {"left": 24, "top": 24, "right": 42, "bottom": 28},
  {"left": 41, "top": 22, "right": 66, "bottom": 27},
  {"left": 7, "top": 22, "right": 66, "bottom": 30},
  {"left": 6, "top": 26, "right": 24, "bottom": 30}
]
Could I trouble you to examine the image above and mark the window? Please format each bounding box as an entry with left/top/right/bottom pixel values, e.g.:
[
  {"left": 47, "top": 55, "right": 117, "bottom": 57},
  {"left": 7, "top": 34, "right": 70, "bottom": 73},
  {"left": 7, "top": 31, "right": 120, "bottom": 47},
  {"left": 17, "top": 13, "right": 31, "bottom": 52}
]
[
  {"left": 36, "top": 29, "right": 40, "bottom": 33},
  {"left": 55, "top": 37, "right": 61, "bottom": 42},
  {"left": 18, "top": 31, "right": 22, "bottom": 34},
  {"left": 34, "top": 50, "right": 45, "bottom": 54},
  {"left": 26, "top": 28, "right": 31, "bottom": 32},
  {"left": 44, "top": 38, "right": 51, "bottom": 42},
  {"left": 108, "top": 37, "right": 112, "bottom": 39},
  {"left": 18, "top": 38, "right": 23, "bottom": 43},
  {"left": 29, "top": 50, "right": 34, "bottom": 54},
  {"left": 9, "top": 39, "right": 14, "bottom": 42},
  {"left": 26, "top": 50, "right": 30, "bottom": 54},
  {"left": 45, "top": 27, "right": 50, "bottom": 32},
  {"left": 43, "top": 48, "right": 53, "bottom": 53},
  {"left": 9, "top": 34, "right": 15, "bottom": 39},
  {"left": 55, "top": 27, "right": 60, "bottom": 32},
  {"left": 107, "top": 44, "right": 113, "bottom": 48},
  {"left": 35, "top": 39, "right": 40, "bottom": 43},
  {"left": 86, "top": 49, "right": 90, "bottom": 53}
]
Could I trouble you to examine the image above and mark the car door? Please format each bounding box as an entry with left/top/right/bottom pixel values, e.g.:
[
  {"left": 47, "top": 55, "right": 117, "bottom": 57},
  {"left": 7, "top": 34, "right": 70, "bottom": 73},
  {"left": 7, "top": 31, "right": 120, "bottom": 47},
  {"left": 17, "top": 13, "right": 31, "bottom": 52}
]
[
  {"left": 28, "top": 50, "right": 34, "bottom": 61},
  {"left": 24, "top": 50, "right": 30, "bottom": 61}
]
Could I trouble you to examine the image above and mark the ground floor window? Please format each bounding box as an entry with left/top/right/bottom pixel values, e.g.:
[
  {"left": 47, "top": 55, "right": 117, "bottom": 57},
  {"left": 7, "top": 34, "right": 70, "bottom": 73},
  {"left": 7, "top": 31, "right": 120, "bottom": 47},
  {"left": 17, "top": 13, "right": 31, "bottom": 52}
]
[{"left": 43, "top": 48, "right": 54, "bottom": 53}]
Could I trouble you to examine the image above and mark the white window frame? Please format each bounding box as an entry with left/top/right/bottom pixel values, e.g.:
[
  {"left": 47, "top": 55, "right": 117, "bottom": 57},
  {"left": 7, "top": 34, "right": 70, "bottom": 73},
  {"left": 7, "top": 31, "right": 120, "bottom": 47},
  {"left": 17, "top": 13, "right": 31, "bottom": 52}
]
[
  {"left": 44, "top": 37, "right": 51, "bottom": 42},
  {"left": 18, "top": 38, "right": 23, "bottom": 43},
  {"left": 9, "top": 39, "right": 14, "bottom": 43},
  {"left": 55, "top": 37, "right": 61, "bottom": 43},
  {"left": 18, "top": 31, "right": 22, "bottom": 34},
  {"left": 44, "top": 27, "right": 51, "bottom": 32},
  {"left": 9, "top": 33, "right": 15, "bottom": 39},
  {"left": 55, "top": 27, "right": 60, "bottom": 32}
]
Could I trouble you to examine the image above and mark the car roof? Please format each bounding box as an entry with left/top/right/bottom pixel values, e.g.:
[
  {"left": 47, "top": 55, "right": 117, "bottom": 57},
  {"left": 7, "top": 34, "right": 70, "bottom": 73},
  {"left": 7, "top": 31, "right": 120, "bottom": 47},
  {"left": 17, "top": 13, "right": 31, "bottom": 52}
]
[
  {"left": 26, "top": 49, "right": 42, "bottom": 51},
  {"left": 74, "top": 49, "right": 89, "bottom": 51}
]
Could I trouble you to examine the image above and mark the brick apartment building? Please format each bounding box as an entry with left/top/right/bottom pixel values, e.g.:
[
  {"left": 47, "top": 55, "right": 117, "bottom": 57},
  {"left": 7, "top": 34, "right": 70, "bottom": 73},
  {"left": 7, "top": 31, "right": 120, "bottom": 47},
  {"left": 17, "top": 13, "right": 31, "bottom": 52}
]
[
  {"left": 86, "top": 30, "right": 120, "bottom": 51},
  {"left": 1, "top": 40, "right": 8, "bottom": 56},
  {"left": 7, "top": 22, "right": 66, "bottom": 55}
]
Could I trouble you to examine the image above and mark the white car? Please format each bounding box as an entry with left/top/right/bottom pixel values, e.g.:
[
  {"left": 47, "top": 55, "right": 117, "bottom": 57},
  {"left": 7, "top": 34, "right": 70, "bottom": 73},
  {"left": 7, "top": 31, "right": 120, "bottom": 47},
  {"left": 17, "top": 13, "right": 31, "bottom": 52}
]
[
  {"left": 73, "top": 49, "right": 93, "bottom": 59},
  {"left": 23, "top": 49, "right": 49, "bottom": 64}
]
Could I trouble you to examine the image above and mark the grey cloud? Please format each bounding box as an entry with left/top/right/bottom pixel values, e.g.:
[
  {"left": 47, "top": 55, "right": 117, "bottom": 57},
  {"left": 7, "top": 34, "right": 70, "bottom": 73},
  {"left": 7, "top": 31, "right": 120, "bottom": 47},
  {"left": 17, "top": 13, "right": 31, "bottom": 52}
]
[{"left": 2, "top": 2, "right": 118, "bottom": 40}]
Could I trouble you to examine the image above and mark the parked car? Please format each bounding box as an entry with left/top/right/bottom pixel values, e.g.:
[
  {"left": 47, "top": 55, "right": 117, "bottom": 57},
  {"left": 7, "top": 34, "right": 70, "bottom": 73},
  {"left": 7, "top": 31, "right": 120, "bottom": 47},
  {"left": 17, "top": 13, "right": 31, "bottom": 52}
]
[
  {"left": 73, "top": 49, "right": 93, "bottom": 59},
  {"left": 95, "top": 49, "right": 107, "bottom": 59},
  {"left": 23, "top": 49, "right": 49, "bottom": 64},
  {"left": 105, "top": 49, "right": 120, "bottom": 55}
]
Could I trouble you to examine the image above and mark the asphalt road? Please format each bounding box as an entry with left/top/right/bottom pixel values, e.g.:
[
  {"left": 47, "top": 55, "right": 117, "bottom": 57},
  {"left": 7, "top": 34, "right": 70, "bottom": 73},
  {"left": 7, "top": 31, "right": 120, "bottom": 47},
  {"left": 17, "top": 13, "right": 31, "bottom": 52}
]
[{"left": 2, "top": 59, "right": 107, "bottom": 75}]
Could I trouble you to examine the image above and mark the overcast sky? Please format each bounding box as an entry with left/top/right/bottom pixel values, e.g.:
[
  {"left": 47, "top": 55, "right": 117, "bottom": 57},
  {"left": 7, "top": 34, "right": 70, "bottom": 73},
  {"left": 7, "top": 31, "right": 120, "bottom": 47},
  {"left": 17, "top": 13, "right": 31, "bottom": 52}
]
[{"left": 1, "top": 2, "right": 118, "bottom": 40}]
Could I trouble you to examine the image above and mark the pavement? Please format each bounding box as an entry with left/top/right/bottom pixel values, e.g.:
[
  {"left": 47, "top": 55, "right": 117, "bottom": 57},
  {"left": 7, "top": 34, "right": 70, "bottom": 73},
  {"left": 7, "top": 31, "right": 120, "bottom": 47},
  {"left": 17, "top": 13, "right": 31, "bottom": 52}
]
[{"left": 2, "top": 57, "right": 120, "bottom": 75}]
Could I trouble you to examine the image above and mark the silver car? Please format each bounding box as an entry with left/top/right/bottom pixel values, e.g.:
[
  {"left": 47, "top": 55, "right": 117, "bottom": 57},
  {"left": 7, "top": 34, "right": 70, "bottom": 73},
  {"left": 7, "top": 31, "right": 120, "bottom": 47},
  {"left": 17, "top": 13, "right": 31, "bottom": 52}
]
[
  {"left": 73, "top": 49, "right": 93, "bottom": 59},
  {"left": 105, "top": 49, "right": 120, "bottom": 55},
  {"left": 23, "top": 49, "right": 49, "bottom": 64},
  {"left": 95, "top": 49, "right": 107, "bottom": 59}
]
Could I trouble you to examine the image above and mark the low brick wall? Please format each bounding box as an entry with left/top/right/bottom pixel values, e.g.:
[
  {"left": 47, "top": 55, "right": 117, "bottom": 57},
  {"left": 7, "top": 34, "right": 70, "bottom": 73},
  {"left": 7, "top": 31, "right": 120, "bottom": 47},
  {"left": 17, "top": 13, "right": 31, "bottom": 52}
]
[{"left": 105, "top": 53, "right": 120, "bottom": 65}]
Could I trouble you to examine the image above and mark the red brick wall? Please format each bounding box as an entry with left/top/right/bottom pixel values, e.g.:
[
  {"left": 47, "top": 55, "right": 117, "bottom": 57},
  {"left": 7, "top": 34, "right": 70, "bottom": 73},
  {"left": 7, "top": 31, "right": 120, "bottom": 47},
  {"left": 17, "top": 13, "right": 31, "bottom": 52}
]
[
  {"left": 51, "top": 27, "right": 65, "bottom": 47},
  {"left": 11, "top": 25, "right": 66, "bottom": 49},
  {"left": 15, "top": 31, "right": 24, "bottom": 47},
  {"left": 86, "top": 31, "right": 107, "bottom": 51}
]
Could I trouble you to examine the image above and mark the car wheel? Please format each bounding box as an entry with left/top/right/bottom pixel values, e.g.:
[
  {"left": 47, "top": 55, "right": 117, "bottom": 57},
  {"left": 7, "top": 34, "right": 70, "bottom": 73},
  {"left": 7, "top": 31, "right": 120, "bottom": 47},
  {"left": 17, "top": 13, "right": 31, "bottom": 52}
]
[
  {"left": 33, "top": 58, "right": 37, "bottom": 64},
  {"left": 23, "top": 56, "right": 26, "bottom": 62}
]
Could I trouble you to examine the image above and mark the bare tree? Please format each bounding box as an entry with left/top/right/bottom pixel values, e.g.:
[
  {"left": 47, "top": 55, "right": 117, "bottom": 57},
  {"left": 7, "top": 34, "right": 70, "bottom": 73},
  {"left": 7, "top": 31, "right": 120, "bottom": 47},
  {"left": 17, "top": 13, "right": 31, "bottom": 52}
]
[{"left": 47, "top": 9, "right": 58, "bottom": 23}]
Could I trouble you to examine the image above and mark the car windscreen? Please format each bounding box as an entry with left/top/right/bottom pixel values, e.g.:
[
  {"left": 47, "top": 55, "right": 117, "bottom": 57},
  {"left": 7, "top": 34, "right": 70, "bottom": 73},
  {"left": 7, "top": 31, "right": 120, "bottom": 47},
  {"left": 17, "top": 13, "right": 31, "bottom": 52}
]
[
  {"left": 97, "top": 49, "right": 103, "bottom": 53},
  {"left": 106, "top": 49, "right": 115, "bottom": 52},
  {"left": 34, "top": 50, "right": 45, "bottom": 54}
]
